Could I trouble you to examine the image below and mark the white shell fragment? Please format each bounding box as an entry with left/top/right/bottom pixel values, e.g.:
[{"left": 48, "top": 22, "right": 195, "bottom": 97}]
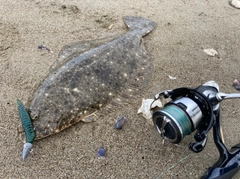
[
  {"left": 230, "top": 0, "right": 240, "bottom": 9},
  {"left": 108, "top": 24, "right": 113, "bottom": 30},
  {"left": 203, "top": 48, "right": 218, "bottom": 57},
  {"left": 137, "top": 98, "right": 162, "bottom": 120},
  {"left": 166, "top": 74, "right": 177, "bottom": 80}
]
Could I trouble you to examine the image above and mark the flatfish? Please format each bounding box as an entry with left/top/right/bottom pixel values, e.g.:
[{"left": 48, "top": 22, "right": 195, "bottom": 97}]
[{"left": 20, "top": 16, "right": 156, "bottom": 140}]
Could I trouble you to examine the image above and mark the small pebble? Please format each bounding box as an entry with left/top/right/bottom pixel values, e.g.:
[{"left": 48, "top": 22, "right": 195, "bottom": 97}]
[
  {"left": 115, "top": 116, "right": 126, "bottom": 129},
  {"left": 233, "top": 79, "right": 240, "bottom": 90},
  {"left": 97, "top": 147, "right": 106, "bottom": 157}
]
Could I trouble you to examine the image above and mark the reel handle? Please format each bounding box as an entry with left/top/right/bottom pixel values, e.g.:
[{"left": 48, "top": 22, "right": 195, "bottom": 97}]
[
  {"left": 215, "top": 92, "right": 240, "bottom": 101},
  {"left": 189, "top": 136, "right": 207, "bottom": 153}
]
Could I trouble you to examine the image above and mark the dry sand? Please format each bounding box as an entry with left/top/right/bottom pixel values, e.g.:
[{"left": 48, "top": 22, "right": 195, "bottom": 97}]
[{"left": 1, "top": 0, "right": 240, "bottom": 178}]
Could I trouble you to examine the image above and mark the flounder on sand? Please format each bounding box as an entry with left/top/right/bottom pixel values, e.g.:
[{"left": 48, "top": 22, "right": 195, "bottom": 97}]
[{"left": 19, "top": 16, "right": 156, "bottom": 142}]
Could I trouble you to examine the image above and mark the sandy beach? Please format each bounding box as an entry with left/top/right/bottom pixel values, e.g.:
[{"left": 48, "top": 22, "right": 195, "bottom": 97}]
[{"left": 1, "top": 0, "right": 240, "bottom": 178}]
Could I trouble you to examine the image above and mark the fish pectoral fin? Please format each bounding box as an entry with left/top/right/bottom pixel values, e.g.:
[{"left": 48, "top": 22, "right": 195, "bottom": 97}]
[
  {"left": 81, "top": 112, "right": 98, "bottom": 123},
  {"left": 49, "top": 35, "right": 120, "bottom": 73}
]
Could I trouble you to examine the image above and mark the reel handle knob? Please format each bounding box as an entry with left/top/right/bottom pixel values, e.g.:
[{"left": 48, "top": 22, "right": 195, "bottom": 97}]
[{"left": 189, "top": 137, "right": 207, "bottom": 153}]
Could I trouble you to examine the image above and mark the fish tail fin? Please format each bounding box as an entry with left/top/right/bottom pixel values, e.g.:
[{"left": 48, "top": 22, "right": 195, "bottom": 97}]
[{"left": 123, "top": 16, "right": 156, "bottom": 36}]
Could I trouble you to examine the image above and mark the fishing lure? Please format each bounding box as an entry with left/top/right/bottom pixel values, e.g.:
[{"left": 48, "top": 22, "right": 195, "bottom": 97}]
[{"left": 17, "top": 99, "right": 35, "bottom": 159}]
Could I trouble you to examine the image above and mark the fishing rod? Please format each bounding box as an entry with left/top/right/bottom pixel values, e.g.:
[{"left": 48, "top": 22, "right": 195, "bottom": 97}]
[{"left": 151, "top": 81, "right": 240, "bottom": 179}]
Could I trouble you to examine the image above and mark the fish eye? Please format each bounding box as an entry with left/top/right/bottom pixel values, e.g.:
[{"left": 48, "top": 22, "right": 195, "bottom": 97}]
[{"left": 32, "top": 113, "right": 39, "bottom": 120}]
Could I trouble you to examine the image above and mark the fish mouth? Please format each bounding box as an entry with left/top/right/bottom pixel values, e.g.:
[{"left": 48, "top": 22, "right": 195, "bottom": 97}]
[{"left": 29, "top": 109, "right": 39, "bottom": 121}]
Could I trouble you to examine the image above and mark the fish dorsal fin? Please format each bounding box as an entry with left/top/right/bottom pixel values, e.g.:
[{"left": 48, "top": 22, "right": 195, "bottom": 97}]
[{"left": 49, "top": 35, "right": 120, "bottom": 73}]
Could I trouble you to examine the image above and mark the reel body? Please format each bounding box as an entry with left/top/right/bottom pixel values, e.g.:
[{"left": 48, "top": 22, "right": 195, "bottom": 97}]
[{"left": 152, "top": 81, "right": 240, "bottom": 178}]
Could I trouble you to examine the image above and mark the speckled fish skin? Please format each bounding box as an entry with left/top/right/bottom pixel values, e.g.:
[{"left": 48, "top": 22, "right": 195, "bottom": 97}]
[{"left": 28, "top": 16, "right": 156, "bottom": 140}]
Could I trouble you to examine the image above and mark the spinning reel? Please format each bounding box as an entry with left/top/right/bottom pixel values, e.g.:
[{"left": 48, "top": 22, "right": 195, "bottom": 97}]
[{"left": 152, "top": 81, "right": 240, "bottom": 179}]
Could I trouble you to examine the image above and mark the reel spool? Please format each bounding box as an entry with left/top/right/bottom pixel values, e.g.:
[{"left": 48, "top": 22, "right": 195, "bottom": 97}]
[{"left": 153, "top": 97, "right": 202, "bottom": 144}]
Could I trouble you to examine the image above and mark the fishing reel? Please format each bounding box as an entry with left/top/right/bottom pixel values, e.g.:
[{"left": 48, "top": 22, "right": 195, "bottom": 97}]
[
  {"left": 152, "top": 81, "right": 217, "bottom": 152},
  {"left": 152, "top": 81, "right": 240, "bottom": 178}
]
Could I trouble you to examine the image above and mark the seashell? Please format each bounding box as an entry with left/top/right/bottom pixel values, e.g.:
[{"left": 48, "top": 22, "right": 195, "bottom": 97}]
[
  {"left": 97, "top": 147, "right": 106, "bottom": 157},
  {"left": 233, "top": 79, "right": 240, "bottom": 90},
  {"left": 115, "top": 116, "right": 126, "bottom": 129},
  {"left": 203, "top": 48, "right": 218, "bottom": 57},
  {"left": 230, "top": 0, "right": 240, "bottom": 9},
  {"left": 166, "top": 73, "right": 176, "bottom": 80},
  {"left": 138, "top": 98, "right": 162, "bottom": 120}
]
